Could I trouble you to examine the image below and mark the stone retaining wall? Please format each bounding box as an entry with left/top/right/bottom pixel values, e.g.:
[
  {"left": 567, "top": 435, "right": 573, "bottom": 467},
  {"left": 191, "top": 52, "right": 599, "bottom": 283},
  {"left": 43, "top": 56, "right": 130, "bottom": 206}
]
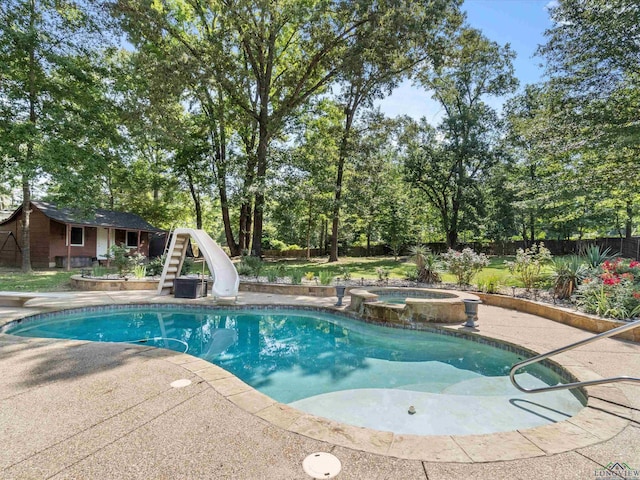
[
  {"left": 70, "top": 275, "right": 158, "bottom": 291},
  {"left": 238, "top": 282, "right": 351, "bottom": 297}
]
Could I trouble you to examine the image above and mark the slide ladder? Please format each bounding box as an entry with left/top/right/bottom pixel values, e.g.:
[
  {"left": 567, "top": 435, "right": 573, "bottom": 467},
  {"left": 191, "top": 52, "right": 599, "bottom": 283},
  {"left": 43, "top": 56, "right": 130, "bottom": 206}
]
[{"left": 157, "top": 228, "right": 239, "bottom": 298}]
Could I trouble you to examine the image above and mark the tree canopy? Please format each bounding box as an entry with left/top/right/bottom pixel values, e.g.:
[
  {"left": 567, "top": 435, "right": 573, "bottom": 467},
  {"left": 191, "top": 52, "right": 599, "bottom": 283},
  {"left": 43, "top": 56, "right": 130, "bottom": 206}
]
[{"left": 1, "top": 0, "right": 638, "bottom": 269}]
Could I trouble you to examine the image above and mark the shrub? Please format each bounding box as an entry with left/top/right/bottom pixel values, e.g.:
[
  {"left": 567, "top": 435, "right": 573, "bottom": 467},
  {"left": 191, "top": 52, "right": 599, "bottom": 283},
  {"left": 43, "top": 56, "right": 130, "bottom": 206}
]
[
  {"left": 108, "top": 244, "right": 131, "bottom": 275},
  {"left": 147, "top": 255, "right": 166, "bottom": 276},
  {"left": 552, "top": 255, "right": 589, "bottom": 299},
  {"left": 268, "top": 239, "right": 287, "bottom": 251},
  {"left": 107, "top": 245, "right": 146, "bottom": 276},
  {"left": 304, "top": 271, "right": 316, "bottom": 281},
  {"left": 577, "top": 279, "right": 640, "bottom": 320},
  {"left": 410, "top": 245, "right": 441, "bottom": 284},
  {"left": 235, "top": 262, "right": 253, "bottom": 276},
  {"left": 266, "top": 268, "right": 278, "bottom": 283},
  {"left": 240, "top": 255, "right": 264, "bottom": 279},
  {"left": 339, "top": 266, "right": 352, "bottom": 281},
  {"left": 581, "top": 245, "right": 615, "bottom": 269},
  {"left": 132, "top": 264, "right": 147, "bottom": 279},
  {"left": 404, "top": 267, "right": 419, "bottom": 282},
  {"left": 376, "top": 267, "right": 391, "bottom": 282},
  {"left": 289, "top": 269, "right": 303, "bottom": 285},
  {"left": 275, "top": 263, "right": 287, "bottom": 278},
  {"left": 180, "top": 257, "right": 195, "bottom": 275},
  {"left": 478, "top": 275, "right": 501, "bottom": 294},
  {"left": 505, "top": 243, "right": 551, "bottom": 290},
  {"left": 442, "top": 248, "right": 489, "bottom": 286},
  {"left": 319, "top": 271, "right": 334, "bottom": 285},
  {"left": 91, "top": 265, "right": 108, "bottom": 278},
  {"left": 576, "top": 257, "right": 640, "bottom": 319}
]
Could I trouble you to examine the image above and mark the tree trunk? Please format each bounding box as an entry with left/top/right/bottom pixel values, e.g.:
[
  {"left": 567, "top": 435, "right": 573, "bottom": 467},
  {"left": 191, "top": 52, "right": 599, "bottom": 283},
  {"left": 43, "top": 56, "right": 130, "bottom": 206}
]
[
  {"left": 186, "top": 171, "right": 202, "bottom": 229},
  {"left": 21, "top": 177, "right": 32, "bottom": 273},
  {"left": 324, "top": 219, "right": 329, "bottom": 254},
  {"left": 239, "top": 154, "right": 257, "bottom": 253},
  {"left": 529, "top": 212, "right": 535, "bottom": 246},
  {"left": 239, "top": 202, "right": 252, "bottom": 253},
  {"left": 329, "top": 108, "right": 355, "bottom": 262},
  {"left": 22, "top": 2, "right": 36, "bottom": 273},
  {"left": 219, "top": 183, "right": 239, "bottom": 256},
  {"left": 446, "top": 229, "right": 458, "bottom": 250},
  {"left": 239, "top": 206, "right": 248, "bottom": 252},
  {"left": 215, "top": 89, "right": 239, "bottom": 256},
  {"left": 521, "top": 222, "right": 528, "bottom": 247},
  {"left": 306, "top": 198, "right": 312, "bottom": 259},
  {"left": 251, "top": 118, "right": 269, "bottom": 257},
  {"left": 625, "top": 200, "right": 633, "bottom": 239}
]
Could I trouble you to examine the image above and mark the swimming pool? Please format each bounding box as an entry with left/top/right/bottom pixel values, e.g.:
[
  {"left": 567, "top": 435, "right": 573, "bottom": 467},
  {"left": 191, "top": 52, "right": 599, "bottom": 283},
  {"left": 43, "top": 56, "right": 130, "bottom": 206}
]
[{"left": 3, "top": 305, "right": 585, "bottom": 435}]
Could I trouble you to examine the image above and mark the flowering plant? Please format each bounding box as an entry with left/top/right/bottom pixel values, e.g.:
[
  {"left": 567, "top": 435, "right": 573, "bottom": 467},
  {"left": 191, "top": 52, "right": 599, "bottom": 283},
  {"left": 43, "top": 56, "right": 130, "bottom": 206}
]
[
  {"left": 441, "top": 248, "right": 489, "bottom": 286},
  {"left": 505, "top": 243, "right": 552, "bottom": 291},
  {"left": 577, "top": 257, "right": 640, "bottom": 320}
]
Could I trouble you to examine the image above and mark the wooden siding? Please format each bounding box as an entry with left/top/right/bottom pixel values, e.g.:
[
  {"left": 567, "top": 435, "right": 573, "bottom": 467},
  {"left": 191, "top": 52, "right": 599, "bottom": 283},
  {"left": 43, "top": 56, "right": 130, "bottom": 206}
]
[
  {"left": 0, "top": 216, "right": 20, "bottom": 267},
  {"left": 113, "top": 230, "right": 150, "bottom": 257},
  {"left": 49, "top": 221, "right": 98, "bottom": 261},
  {"left": 0, "top": 208, "right": 51, "bottom": 268},
  {"left": 1, "top": 206, "right": 153, "bottom": 268}
]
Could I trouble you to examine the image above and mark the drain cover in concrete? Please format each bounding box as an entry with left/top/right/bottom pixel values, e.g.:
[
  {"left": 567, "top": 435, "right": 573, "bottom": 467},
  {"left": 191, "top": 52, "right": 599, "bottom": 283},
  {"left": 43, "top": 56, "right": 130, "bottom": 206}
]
[
  {"left": 302, "top": 452, "right": 341, "bottom": 479},
  {"left": 170, "top": 379, "right": 192, "bottom": 388}
]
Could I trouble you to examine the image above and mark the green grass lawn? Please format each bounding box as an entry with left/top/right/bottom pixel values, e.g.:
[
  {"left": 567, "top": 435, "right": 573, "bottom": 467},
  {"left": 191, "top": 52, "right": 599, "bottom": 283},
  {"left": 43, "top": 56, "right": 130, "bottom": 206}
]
[
  {"left": 0, "top": 255, "right": 556, "bottom": 292},
  {"left": 0, "top": 269, "right": 78, "bottom": 292},
  {"left": 264, "top": 255, "right": 542, "bottom": 287}
]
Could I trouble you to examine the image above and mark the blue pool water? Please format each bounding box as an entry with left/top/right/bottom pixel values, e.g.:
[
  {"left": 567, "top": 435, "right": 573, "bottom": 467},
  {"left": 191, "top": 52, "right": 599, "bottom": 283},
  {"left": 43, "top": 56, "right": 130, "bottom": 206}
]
[
  {"left": 377, "top": 296, "right": 408, "bottom": 304},
  {"left": 3, "top": 306, "right": 585, "bottom": 435}
]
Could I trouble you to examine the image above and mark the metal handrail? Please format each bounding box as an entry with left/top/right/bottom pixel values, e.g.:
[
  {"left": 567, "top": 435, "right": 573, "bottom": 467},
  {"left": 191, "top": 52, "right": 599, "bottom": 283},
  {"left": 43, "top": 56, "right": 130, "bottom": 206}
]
[{"left": 510, "top": 318, "right": 640, "bottom": 393}]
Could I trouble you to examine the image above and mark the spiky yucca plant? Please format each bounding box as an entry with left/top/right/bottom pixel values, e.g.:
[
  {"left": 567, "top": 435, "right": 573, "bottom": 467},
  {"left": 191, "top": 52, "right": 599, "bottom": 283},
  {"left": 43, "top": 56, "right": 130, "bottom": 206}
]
[
  {"left": 553, "top": 255, "right": 589, "bottom": 299},
  {"left": 410, "top": 245, "right": 441, "bottom": 283}
]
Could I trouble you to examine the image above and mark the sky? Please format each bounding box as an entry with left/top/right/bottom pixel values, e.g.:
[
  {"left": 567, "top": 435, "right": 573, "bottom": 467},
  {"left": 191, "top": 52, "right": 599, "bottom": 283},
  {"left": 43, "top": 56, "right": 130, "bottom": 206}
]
[{"left": 377, "top": 0, "right": 555, "bottom": 123}]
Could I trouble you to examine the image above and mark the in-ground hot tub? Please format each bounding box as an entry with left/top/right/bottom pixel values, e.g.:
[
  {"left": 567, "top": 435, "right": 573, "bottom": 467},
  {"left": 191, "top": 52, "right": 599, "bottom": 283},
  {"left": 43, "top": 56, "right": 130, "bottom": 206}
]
[{"left": 349, "top": 287, "right": 480, "bottom": 324}]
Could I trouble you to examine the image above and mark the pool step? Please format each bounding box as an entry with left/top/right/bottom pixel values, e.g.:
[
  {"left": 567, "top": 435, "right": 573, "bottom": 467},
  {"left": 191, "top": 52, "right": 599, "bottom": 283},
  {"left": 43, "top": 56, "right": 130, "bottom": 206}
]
[
  {"left": 289, "top": 386, "right": 582, "bottom": 436},
  {"left": 440, "top": 373, "right": 550, "bottom": 396}
]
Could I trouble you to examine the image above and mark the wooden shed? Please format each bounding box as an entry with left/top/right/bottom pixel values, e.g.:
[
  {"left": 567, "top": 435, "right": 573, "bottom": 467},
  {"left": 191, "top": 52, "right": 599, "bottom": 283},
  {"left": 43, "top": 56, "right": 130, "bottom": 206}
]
[{"left": 0, "top": 201, "right": 165, "bottom": 268}]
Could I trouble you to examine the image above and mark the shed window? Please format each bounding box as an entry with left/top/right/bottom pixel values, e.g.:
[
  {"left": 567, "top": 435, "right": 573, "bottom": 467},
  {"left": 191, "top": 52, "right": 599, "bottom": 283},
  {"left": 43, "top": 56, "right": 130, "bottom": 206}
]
[
  {"left": 126, "top": 231, "right": 139, "bottom": 248},
  {"left": 69, "top": 227, "right": 84, "bottom": 246}
]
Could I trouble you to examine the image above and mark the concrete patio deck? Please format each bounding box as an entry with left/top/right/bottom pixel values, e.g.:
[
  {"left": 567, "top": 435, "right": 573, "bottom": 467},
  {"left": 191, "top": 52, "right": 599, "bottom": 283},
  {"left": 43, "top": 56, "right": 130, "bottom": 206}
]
[{"left": 0, "top": 290, "right": 638, "bottom": 479}]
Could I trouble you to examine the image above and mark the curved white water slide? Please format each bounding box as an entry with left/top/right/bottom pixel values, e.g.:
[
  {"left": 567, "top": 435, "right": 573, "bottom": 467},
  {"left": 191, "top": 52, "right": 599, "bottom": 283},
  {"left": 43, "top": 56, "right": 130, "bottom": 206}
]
[{"left": 157, "top": 228, "right": 239, "bottom": 298}]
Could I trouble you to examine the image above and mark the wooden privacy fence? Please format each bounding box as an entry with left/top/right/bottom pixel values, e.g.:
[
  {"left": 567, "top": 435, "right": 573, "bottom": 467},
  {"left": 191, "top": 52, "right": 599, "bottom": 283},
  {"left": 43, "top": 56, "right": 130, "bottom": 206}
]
[{"left": 261, "top": 237, "right": 640, "bottom": 260}]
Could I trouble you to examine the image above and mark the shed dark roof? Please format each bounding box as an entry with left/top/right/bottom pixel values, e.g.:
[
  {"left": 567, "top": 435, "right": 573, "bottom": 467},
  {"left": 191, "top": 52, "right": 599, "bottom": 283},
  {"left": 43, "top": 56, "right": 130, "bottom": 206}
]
[{"left": 0, "top": 201, "right": 164, "bottom": 232}]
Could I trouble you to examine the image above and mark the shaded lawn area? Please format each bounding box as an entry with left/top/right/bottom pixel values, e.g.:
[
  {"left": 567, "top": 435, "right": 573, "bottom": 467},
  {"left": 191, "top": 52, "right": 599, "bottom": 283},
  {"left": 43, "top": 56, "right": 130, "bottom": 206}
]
[
  {"left": 264, "top": 255, "right": 544, "bottom": 287},
  {"left": 276, "top": 256, "right": 412, "bottom": 280},
  {"left": 0, "top": 269, "right": 77, "bottom": 292}
]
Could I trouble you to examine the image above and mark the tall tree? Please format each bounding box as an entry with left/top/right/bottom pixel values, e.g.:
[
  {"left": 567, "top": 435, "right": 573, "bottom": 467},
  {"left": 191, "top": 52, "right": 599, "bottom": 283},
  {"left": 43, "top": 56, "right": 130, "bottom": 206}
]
[
  {"left": 405, "top": 28, "right": 517, "bottom": 247},
  {"left": 326, "top": 0, "right": 462, "bottom": 261},
  {"left": 538, "top": 0, "right": 640, "bottom": 237},
  {"left": 0, "top": 0, "right": 109, "bottom": 271},
  {"left": 113, "top": 0, "right": 411, "bottom": 256}
]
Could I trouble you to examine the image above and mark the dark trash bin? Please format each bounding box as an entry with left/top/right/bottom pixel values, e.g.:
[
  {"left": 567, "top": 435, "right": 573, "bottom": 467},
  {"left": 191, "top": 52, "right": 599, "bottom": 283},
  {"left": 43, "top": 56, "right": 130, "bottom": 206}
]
[{"left": 174, "top": 277, "right": 208, "bottom": 299}]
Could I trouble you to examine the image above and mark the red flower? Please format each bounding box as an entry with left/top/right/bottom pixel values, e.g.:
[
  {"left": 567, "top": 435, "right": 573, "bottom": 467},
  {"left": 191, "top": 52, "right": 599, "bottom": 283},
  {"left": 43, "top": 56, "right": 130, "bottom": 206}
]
[
  {"left": 633, "top": 292, "right": 640, "bottom": 300},
  {"left": 630, "top": 261, "right": 640, "bottom": 269},
  {"left": 603, "top": 276, "right": 621, "bottom": 286}
]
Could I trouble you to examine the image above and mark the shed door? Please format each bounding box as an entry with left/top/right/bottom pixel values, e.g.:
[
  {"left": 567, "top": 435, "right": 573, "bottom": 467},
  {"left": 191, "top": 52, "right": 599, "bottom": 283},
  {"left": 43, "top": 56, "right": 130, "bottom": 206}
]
[{"left": 96, "top": 228, "right": 115, "bottom": 259}]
